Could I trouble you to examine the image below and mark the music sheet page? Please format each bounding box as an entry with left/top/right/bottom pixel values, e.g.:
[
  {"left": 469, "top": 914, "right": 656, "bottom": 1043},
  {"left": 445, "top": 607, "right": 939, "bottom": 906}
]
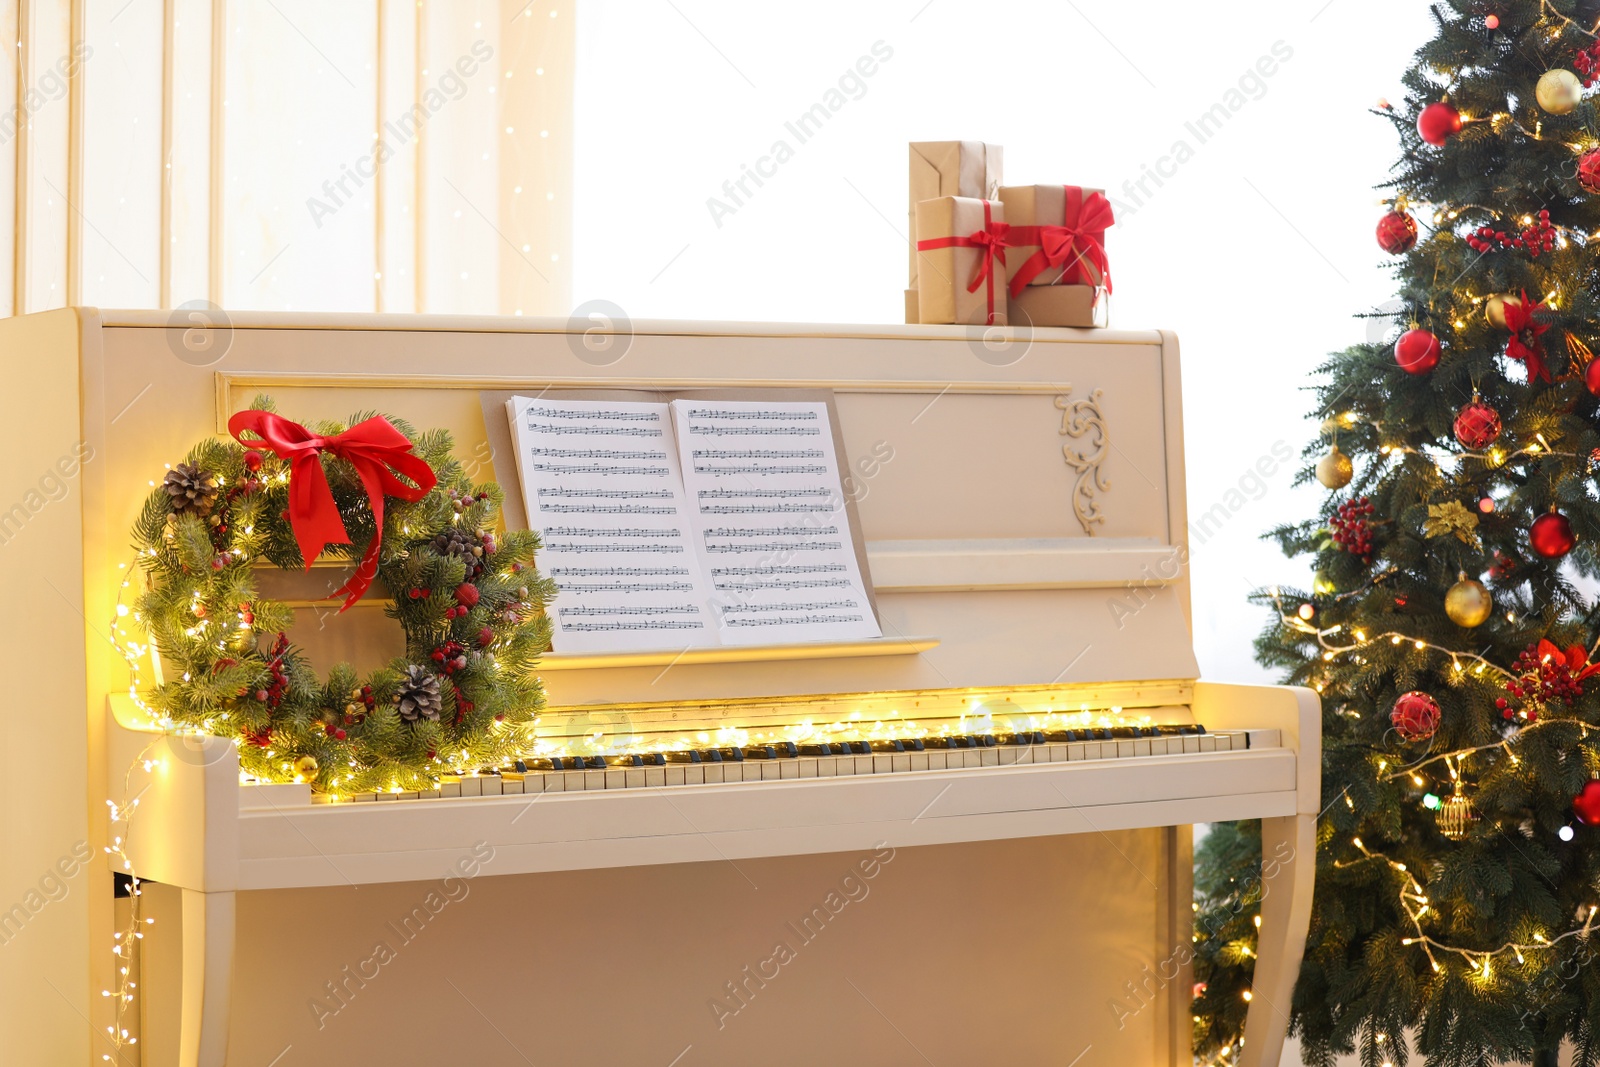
[
  {"left": 670, "top": 399, "right": 882, "bottom": 646},
  {"left": 505, "top": 396, "right": 719, "bottom": 652}
]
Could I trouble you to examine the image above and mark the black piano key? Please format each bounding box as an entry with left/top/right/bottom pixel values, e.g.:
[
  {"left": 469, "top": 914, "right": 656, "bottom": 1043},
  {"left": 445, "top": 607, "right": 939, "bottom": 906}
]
[
  {"left": 979, "top": 734, "right": 996, "bottom": 747},
  {"left": 798, "top": 743, "right": 831, "bottom": 756},
  {"left": 908, "top": 738, "right": 925, "bottom": 751},
  {"left": 744, "top": 745, "right": 778, "bottom": 760},
  {"left": 584, "top": 756, "right": 606, "bottom": 769},
  {"left": 712, "top": 747, "right": 745, "bottom": 762},
  {"left": 649, "top": 752, "right": 666, "bottom": 765},
  {"left": 514, "top": 760, "right": 529, "bottom": 772},
  {"left": 871, "top": 739, "right": 906, "bottom": 753}
]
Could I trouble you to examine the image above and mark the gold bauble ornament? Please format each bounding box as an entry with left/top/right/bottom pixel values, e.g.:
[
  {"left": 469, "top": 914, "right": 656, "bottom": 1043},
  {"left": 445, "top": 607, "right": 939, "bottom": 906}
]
[
  {"left": 1315, "top": 445, "right": 1354, "bottom": 489},
  {"left": 1437, "top": 790, "right": 1473, "bottom": 840},
  {"left": 1536, "top": 68, "right": 1584, "bottom": 115},
  {"left": 1444, "top": 575, "right": 1492, "bottom": 628},
  {"left": 1484, "top": 292, "right": 1522, "bottom": 329},
  {"left": 293, "top": 755, "right": 320, "bottom": 779}
]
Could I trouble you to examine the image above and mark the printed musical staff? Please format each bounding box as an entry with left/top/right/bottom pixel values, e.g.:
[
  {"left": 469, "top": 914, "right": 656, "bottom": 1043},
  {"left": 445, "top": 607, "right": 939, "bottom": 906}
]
[{"left": 507, "top": 397, "right": 720, "bottom": 652}]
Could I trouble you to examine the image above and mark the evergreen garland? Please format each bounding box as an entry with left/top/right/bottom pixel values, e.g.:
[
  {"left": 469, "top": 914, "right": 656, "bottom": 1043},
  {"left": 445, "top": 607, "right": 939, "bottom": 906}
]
[{"left": 129, "top": 397, "right": 555, "bottom": 794}]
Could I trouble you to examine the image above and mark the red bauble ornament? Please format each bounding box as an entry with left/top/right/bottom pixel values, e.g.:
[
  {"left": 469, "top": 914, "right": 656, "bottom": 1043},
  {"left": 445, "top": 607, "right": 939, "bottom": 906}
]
[
  {"left": 477, "top": 626, "right": 495, "bottom": 647},
  {"left": 1575, "top": 781, "right": 1600, "bottom": 825},
  {"left": 1390, "top": 691, "right": 1441, "bottom": 742},
  {"left": 1418, "top": 102, "right": 1463, "bottom": 146},
  {"left": 1376, "top": 210, "right": 1419, "bottom": 254},
  {"left": 243, "top": 449, "right": 263, "bottom": 472},
  {"left": 1531, "top": 511, "right": 1577, "bottom": 559},
  {"left": 1585, "top": 354, "right": 1600, "bottom": 396},
  {"left": 1394, "top": 328, "right": 1440, "bottom": 374},
  {"left": 1453, "top": 395, "right": 1502, "bottom": 449},
  {"left": 1580, "top": 149, "right": 1600, "bottom": 195},
  {"left": 455, "top": 582, "right": 481, "bottom": 608}
]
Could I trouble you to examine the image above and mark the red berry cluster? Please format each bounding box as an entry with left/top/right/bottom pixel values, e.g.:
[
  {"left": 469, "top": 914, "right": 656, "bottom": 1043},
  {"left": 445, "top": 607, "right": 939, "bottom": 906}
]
[
  {"left": 1490, "top": 549, "right": 1518, "bottom": 581},
  {"left": 431, "top": 639, "right": 469, "bottom": 675},
  {"left": 1499, "top": 646, "right": 1581, "bottom": 720},
  {"left": 254, "top": 633, "right": 291, "bottom": 709},
  {"left": 345, "top": 684, "right": 376, "bottom": 728},
  {"left": 451, "top": 680, "right": 476, "bottom": 726},
  {"left": 1466, "top": 210, "right": 1556, "bottom": 257},
  {"left": 1330, "top": 497, "right": 1375, "bottom": 563},
  {"left": 449, "top": 488, "right": 491, "bottom": 511},
  {"left": 406, "top": 585, "right": 433, "bottom": 600},
  {"left": 1575, "top": 41, "right": 1600, "bottom": 87}
]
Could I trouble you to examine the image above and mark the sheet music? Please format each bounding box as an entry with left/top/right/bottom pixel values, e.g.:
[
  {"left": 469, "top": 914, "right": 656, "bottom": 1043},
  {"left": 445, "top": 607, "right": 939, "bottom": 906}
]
[
  {"left": 670, "top": 399, "right": 882, "bottom": 646},
  {"left": 505, "top": 397, "right": 719, "bottom": 653}
]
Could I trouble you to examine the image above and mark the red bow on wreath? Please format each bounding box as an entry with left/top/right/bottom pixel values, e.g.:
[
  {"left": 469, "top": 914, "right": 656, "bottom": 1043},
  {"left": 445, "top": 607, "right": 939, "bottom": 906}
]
[
  {"left": 1006, "top": 187, "right": 1115, "bottom": 300},
  {"left": 1504, "top": 290, "right": 1551, "bottom": 383},
  {"left": 228, "top": 410, "right": 437, "bottom": 611}
]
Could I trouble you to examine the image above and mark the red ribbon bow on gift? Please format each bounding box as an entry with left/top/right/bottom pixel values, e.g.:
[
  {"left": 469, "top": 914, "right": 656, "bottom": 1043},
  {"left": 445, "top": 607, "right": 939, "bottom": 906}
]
[
  {"left": 1006, "top": 186, "right": 1115, "bottom": 301},
  {"left": 916, "top": 200, "right": 1011, "bottom": 326},
  {"left": 228, "top": 410, "right": 438, "bottom": 611}
]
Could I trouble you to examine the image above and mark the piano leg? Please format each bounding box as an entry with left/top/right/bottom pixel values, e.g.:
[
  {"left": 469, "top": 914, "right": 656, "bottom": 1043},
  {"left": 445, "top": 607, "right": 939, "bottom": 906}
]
[
  {"left": 179, "top": 889, "right": 235, "bottom": 1067},
  {"left": 1238, "top": 813, "right": 1316, "bottom": 1067}
]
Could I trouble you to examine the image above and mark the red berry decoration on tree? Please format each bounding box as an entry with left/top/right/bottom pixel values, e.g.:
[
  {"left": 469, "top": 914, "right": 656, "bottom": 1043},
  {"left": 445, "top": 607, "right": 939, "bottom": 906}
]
[
  {"left": 1394, "top": 328, "right": 1440, "bottom": 374},
  {"left": 1575, "top": 781, "right": 1600, "bottom": 825},
  {"left": 1453, "top": 393, "right": 1502, "bottom": 450},
  {"left": 1418, "top": 101, "right": 1463, "bottom": 145},
  {"left": 1390, "top": 691, "right": 1441, "bottom": 742},
  {"left": 1467, "top": 212, "right": 1555, "bottom": 257},
  {"left": 1576, "top": 41, "right": 1600, "bottom": 87},
  {"left": 455, "top": 583, "right": 481, "bottom": 608},
  {"left": 1503, "top": 640, "right": 1600, "bottom": 721},
  {"left": 1330, "top": 496, "right": 1376, "bottom": 563},
  {"left": 1530, "top": 510, "right": 1576, "bottom": 559},
  {"left": 1376, "top": 209, "right": 1419, "bottom": 254}
]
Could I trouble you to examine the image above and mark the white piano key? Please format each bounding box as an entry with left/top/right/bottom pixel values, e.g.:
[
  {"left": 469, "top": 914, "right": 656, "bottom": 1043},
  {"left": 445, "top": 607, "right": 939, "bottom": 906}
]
[
  {"left": 1080, "top": 742, "right": 1101, "bottom": 759},
  {"left": 779, "top": 759, "right": 800, "bottom": 779},
  {"left": 815, "top": 756, "right": 837, "bottom": 777},
  {"left": 703, "top": 764, "right": 726, "bottom": 784},
  {"left": 856, "top": 756, "right": 876, "bottom": 775},
  {"left": 373, "top": 792, "right": 395, "bottom": 802},
  {"left": 458, "top": 777, "right": 483, "bottom": 797},
  {"left": 892, "top": 753, "right": 912, "bottom": 773},
  {"left": 601, "top": 769, "right": 623, "bottom": 789},
  {"left": 873, "top": 754, "right": 894, "bottom": 774},
  {"left": 1183, "top": 735, "right": 1200, "bottom": 753},
  {"left": 682, "top": 765, "right": 704, "bottom": 785},
  {"left": 644, "top": 767, "right": 666, "bottom": 787},
  {"left": 1134, "top": 739, "right": 1152, "bottom": 757},
  {"left": 909, "top": 752, "right": 929, "bottom": 772},
  {"left": 481, "top": 777, "right": 504, "bottom": 797},
  {"left": 1246, "top": 729, "right": 1281, "bottom": 749},
  {"left": 516, "top": 775, "right": 542, "bottom": 795},
  {"left": 797, "top": 758, "right": 818, "bottom": 778},
  {"left": 978, "top": 748, "right": 998, "bottom": 767},
  {"left": 1116, "top": 740, "right": 1136, "bottom": 758},
  {"left": 625, "top": 768, "right": 647, "bottom": 788},
  {"left": 743, "top": 763, "right": 764, "bottom": 782},
  {"left": 762, "top": 762, "right": 783, "bottom": 781},
  {"left": 539, "top": 773, "right": 562, "bottom": 793},
  {"left": 563, "top": 771, "right": 587, "bottom": 791},
  {"left": 665, "top": 766, "right": 686, "bottom": 787},
  {"left": 1064, "top": 743, "right": 1084, "bottom": 761},
  {"left": 439, "top": 780, "right": 462, "bottom": 798},
  {"left": 1200, "top": 735, "right": 1218, "bottom": 752}
]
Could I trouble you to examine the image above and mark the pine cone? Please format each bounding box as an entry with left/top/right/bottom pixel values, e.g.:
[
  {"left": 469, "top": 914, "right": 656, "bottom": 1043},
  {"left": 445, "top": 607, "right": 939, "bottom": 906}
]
[
  {"left": 395, "top": 665, "right": 442, "bottom": 723},
  {"left": 431, "top": 526, "right": 485, "bottom": 580},
  {"left": 163, "top": 463, "right": 220, "bottom": 516}
]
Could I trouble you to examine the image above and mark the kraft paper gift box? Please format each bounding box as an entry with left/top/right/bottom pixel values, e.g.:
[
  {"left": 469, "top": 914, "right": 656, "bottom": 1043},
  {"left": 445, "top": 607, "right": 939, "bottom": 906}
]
[
  {"left": 998, "top": 184, "right": 1114, "bottom": 328},
  {"left": 907, "top": 141, "right": 1003, "bottom": 320},
  {"left": 914, "top": 196, "right": 1009, "bottom": 327}
]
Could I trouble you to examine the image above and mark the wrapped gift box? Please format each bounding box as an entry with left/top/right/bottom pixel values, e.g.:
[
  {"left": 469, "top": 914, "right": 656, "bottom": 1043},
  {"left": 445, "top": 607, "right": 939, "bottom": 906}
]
[
  {"left": 914, "top": 196, "right": 1008, "bottom": 326},
  {"left": 907, "top": 141, "right": 1002, "bottom": 321},
  {"left": 1009, "top": 285, "right": 1108, "bottom": 329},
  {"left": 998, "top": 184, "right": 1114, "bottom": 328}
]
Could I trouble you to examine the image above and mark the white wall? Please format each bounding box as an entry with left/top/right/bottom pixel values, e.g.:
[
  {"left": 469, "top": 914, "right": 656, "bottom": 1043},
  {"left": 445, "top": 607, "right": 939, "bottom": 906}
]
[{"left": 572, "top": 0, "right": 1438, "bottom": 684}]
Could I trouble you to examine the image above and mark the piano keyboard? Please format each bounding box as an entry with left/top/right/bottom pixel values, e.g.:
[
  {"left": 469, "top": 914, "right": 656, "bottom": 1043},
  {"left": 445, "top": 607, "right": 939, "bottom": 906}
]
[{"left": 312, "top": 725, "right": 1262, "bottom": 803}]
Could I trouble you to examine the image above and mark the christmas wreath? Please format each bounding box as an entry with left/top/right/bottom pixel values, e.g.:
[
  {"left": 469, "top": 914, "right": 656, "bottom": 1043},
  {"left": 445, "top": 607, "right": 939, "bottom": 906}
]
[{"left": 129, "top": 398, "right": 554, "bottom": 794}]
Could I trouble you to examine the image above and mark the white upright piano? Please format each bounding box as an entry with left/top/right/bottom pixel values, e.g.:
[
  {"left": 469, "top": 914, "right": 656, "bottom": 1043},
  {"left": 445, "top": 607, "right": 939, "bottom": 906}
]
[{"left": 1, "top": 309, "right": 1317, "bottom": 1067}]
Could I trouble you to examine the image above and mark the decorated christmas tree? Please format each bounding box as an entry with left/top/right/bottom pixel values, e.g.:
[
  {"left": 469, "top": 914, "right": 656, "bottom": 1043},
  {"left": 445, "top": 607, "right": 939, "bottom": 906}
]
[{"left": 1193, "top": 4, "right": 1600, "bottom": 1065}]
